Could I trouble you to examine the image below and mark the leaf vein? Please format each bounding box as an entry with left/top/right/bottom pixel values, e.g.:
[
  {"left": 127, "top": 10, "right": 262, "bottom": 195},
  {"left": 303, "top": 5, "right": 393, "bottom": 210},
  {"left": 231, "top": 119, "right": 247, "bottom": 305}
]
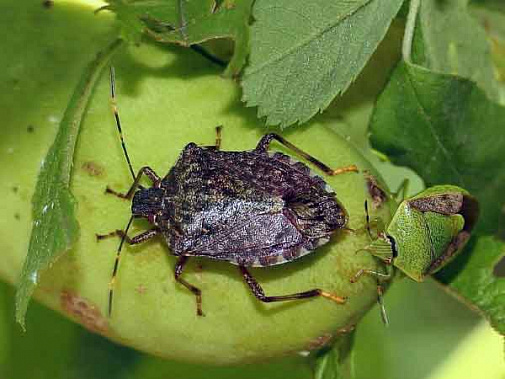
[
  {"left": 247, "top": 0, "right": 373, "bottom": 75},
  {"left": 404, "top": 67, "right": 465, "bottom": 185}
]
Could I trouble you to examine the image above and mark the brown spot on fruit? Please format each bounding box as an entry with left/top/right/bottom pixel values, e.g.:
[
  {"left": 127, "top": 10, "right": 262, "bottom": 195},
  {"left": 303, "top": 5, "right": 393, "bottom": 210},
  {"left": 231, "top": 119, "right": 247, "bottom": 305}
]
[
  {"left": 136, "top": 284, "right": 147, "bottom": 294},
  {"left": 306, "top": 333, "right": 334, "bottom": 351},
  {"left": 336, "top": 323, "right": 356, "bottom": 335},
  {"left": 82, "top": 161, "right": 105, "bottom": 177},
  {"left": 61, "top": 291, "right": 108, "bottom": 333}
]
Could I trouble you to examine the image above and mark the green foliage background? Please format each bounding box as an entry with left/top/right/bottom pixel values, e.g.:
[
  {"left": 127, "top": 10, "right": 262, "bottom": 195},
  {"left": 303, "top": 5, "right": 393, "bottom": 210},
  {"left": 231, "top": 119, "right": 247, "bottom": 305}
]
[{"left": 1, "top": 0, "right": 505, "bottom": 378}]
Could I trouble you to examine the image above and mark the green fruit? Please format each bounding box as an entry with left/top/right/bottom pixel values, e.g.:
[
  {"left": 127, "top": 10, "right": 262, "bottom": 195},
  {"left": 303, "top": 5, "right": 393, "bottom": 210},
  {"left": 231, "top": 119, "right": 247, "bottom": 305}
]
[{"left": 1, "top": 42, "right": 396, "bottom": 364}]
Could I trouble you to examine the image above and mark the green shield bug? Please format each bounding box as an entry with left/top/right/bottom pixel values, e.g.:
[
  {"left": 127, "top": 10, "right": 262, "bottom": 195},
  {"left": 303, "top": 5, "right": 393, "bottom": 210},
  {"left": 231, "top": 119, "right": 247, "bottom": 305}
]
[{"left": 353, "top": 184, "right": 479, "bottom": 283}]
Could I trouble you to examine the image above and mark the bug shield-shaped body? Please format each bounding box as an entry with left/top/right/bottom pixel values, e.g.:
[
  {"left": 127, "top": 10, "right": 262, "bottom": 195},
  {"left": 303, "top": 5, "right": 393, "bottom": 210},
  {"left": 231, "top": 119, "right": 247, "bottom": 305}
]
[
  {"left": 132, "top": 143, "right": 347, "bottom": 267},
  {"left": 368, "top": 185, "right": 479, "bottom": 282}
]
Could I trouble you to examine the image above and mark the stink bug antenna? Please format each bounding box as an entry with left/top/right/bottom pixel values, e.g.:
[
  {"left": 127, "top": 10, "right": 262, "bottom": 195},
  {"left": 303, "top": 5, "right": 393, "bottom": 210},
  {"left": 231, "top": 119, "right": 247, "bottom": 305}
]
[
  {"left": 364, "top": 200, "right": 373, "bottom": 239},
  {"left": 108, "top": 216, "right": 134, "bottom": 317},
  {"left": 363, "top": 200, "right": 386, "bottom": 240},
  {"left": 110, "top": 66, "right": 136, "bottom": 181}
]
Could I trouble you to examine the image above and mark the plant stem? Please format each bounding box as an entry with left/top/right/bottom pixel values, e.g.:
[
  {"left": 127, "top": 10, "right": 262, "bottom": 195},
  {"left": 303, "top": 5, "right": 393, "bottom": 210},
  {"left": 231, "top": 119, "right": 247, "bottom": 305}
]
[{"left": 402, "top": 0, "right": 421, "bottom": 63}]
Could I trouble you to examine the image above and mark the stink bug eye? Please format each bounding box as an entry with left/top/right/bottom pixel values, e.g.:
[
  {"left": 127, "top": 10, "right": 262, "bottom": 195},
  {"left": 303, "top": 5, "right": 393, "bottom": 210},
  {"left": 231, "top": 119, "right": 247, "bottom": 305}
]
[{"left": 97, "top": 67, "right": 361, "bottom": 318}]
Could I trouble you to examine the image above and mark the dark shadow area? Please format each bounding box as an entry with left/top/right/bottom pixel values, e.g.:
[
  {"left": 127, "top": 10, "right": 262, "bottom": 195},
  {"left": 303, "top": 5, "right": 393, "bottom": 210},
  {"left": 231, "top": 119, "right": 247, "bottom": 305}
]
[
  {"left": 493, "top": 256, "right": 505, "bottom": 277},
  {"left": 434, "top": 236, "right": 477, "bottom": 284}
]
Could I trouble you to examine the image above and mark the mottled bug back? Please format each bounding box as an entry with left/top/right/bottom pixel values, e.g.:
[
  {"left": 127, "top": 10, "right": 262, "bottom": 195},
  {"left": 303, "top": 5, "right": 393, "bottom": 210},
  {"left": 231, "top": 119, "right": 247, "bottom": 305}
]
[{"left": 157, "top": 144, "right": 347, "bottom": 267}]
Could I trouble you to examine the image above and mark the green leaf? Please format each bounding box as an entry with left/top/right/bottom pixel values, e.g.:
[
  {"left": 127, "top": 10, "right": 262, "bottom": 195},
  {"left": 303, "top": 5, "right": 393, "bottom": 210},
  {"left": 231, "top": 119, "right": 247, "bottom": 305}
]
[
  {"left": 241, "top": 0, "right": 404, "bottom": 128},
  {"left": 469, "top": 0, "right": 505, "bottom": 13},
  {"left": 470, "top": 2, "right": 505, "bottom": 102},
  {"left": 435, "top": 236, "right": 505, "bottom": 335},
  {"left": 416, "top": 0, "right": 499, "bottom": 101},
  {"left": 314, "top": 331, "right": 355, "bottom": 379},
  {"left": 106, "top": 0, "right": 253, "bottom": 76},
  {"left": 15, "top": 38, "right": 123, "bottom": 329},
  {"left": 369, "top": 61, "right": 505, "bottom": 235}
]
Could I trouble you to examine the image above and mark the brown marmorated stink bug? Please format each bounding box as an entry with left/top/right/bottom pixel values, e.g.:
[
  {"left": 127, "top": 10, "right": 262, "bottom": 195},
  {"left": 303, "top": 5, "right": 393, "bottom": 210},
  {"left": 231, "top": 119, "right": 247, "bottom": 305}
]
[{"left": 97, "top": 68, "right": 359, "bottom": 317}]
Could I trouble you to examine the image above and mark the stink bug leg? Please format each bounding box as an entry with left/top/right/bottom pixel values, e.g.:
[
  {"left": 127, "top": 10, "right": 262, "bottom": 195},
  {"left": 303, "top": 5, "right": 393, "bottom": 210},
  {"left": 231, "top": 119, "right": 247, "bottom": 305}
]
[
  {"left": 255, "top": 134, "right": 359, "bottom": 176},
  {"left": 174, "top": 256, "right": 203, "bottom": 316},
  {"left": 351, "top": 201, "right": 394, "bottom": 325},
  {"left": 203, "top": 125, "right": 222, "bottom": 151},
  {"left": 105, "top": 166, "right": 161, "bottom": 200},
  {"left": 96, "top": 228, "right": 159, "bottom": 244},
  {"left": 214, "top": 125, "right": 222, "bottom": 150},
  {"left": 239, "top": 266, "right": 346, "bottom": 305},
  {"left": 351, "top": 200, "right": 396, "bottom": 280},
  {"left": 392, "top": 178, "right": 409, "bottom": 201},
  {"left": 350, "top": 266, "right": 393, "bottom": 283}
]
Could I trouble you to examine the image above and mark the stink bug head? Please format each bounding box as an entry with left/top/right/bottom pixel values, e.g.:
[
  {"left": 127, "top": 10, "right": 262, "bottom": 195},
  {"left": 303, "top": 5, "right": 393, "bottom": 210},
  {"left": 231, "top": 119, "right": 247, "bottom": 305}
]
[{"left": 132, "top": 187, "right": 165, "bottom": 221}]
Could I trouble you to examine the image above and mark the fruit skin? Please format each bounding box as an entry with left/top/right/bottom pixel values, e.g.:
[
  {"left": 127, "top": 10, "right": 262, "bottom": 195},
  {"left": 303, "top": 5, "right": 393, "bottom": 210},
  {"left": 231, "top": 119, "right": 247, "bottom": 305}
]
[{"left": 1, "top": 13, "right": 395, "bottom": 367}]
